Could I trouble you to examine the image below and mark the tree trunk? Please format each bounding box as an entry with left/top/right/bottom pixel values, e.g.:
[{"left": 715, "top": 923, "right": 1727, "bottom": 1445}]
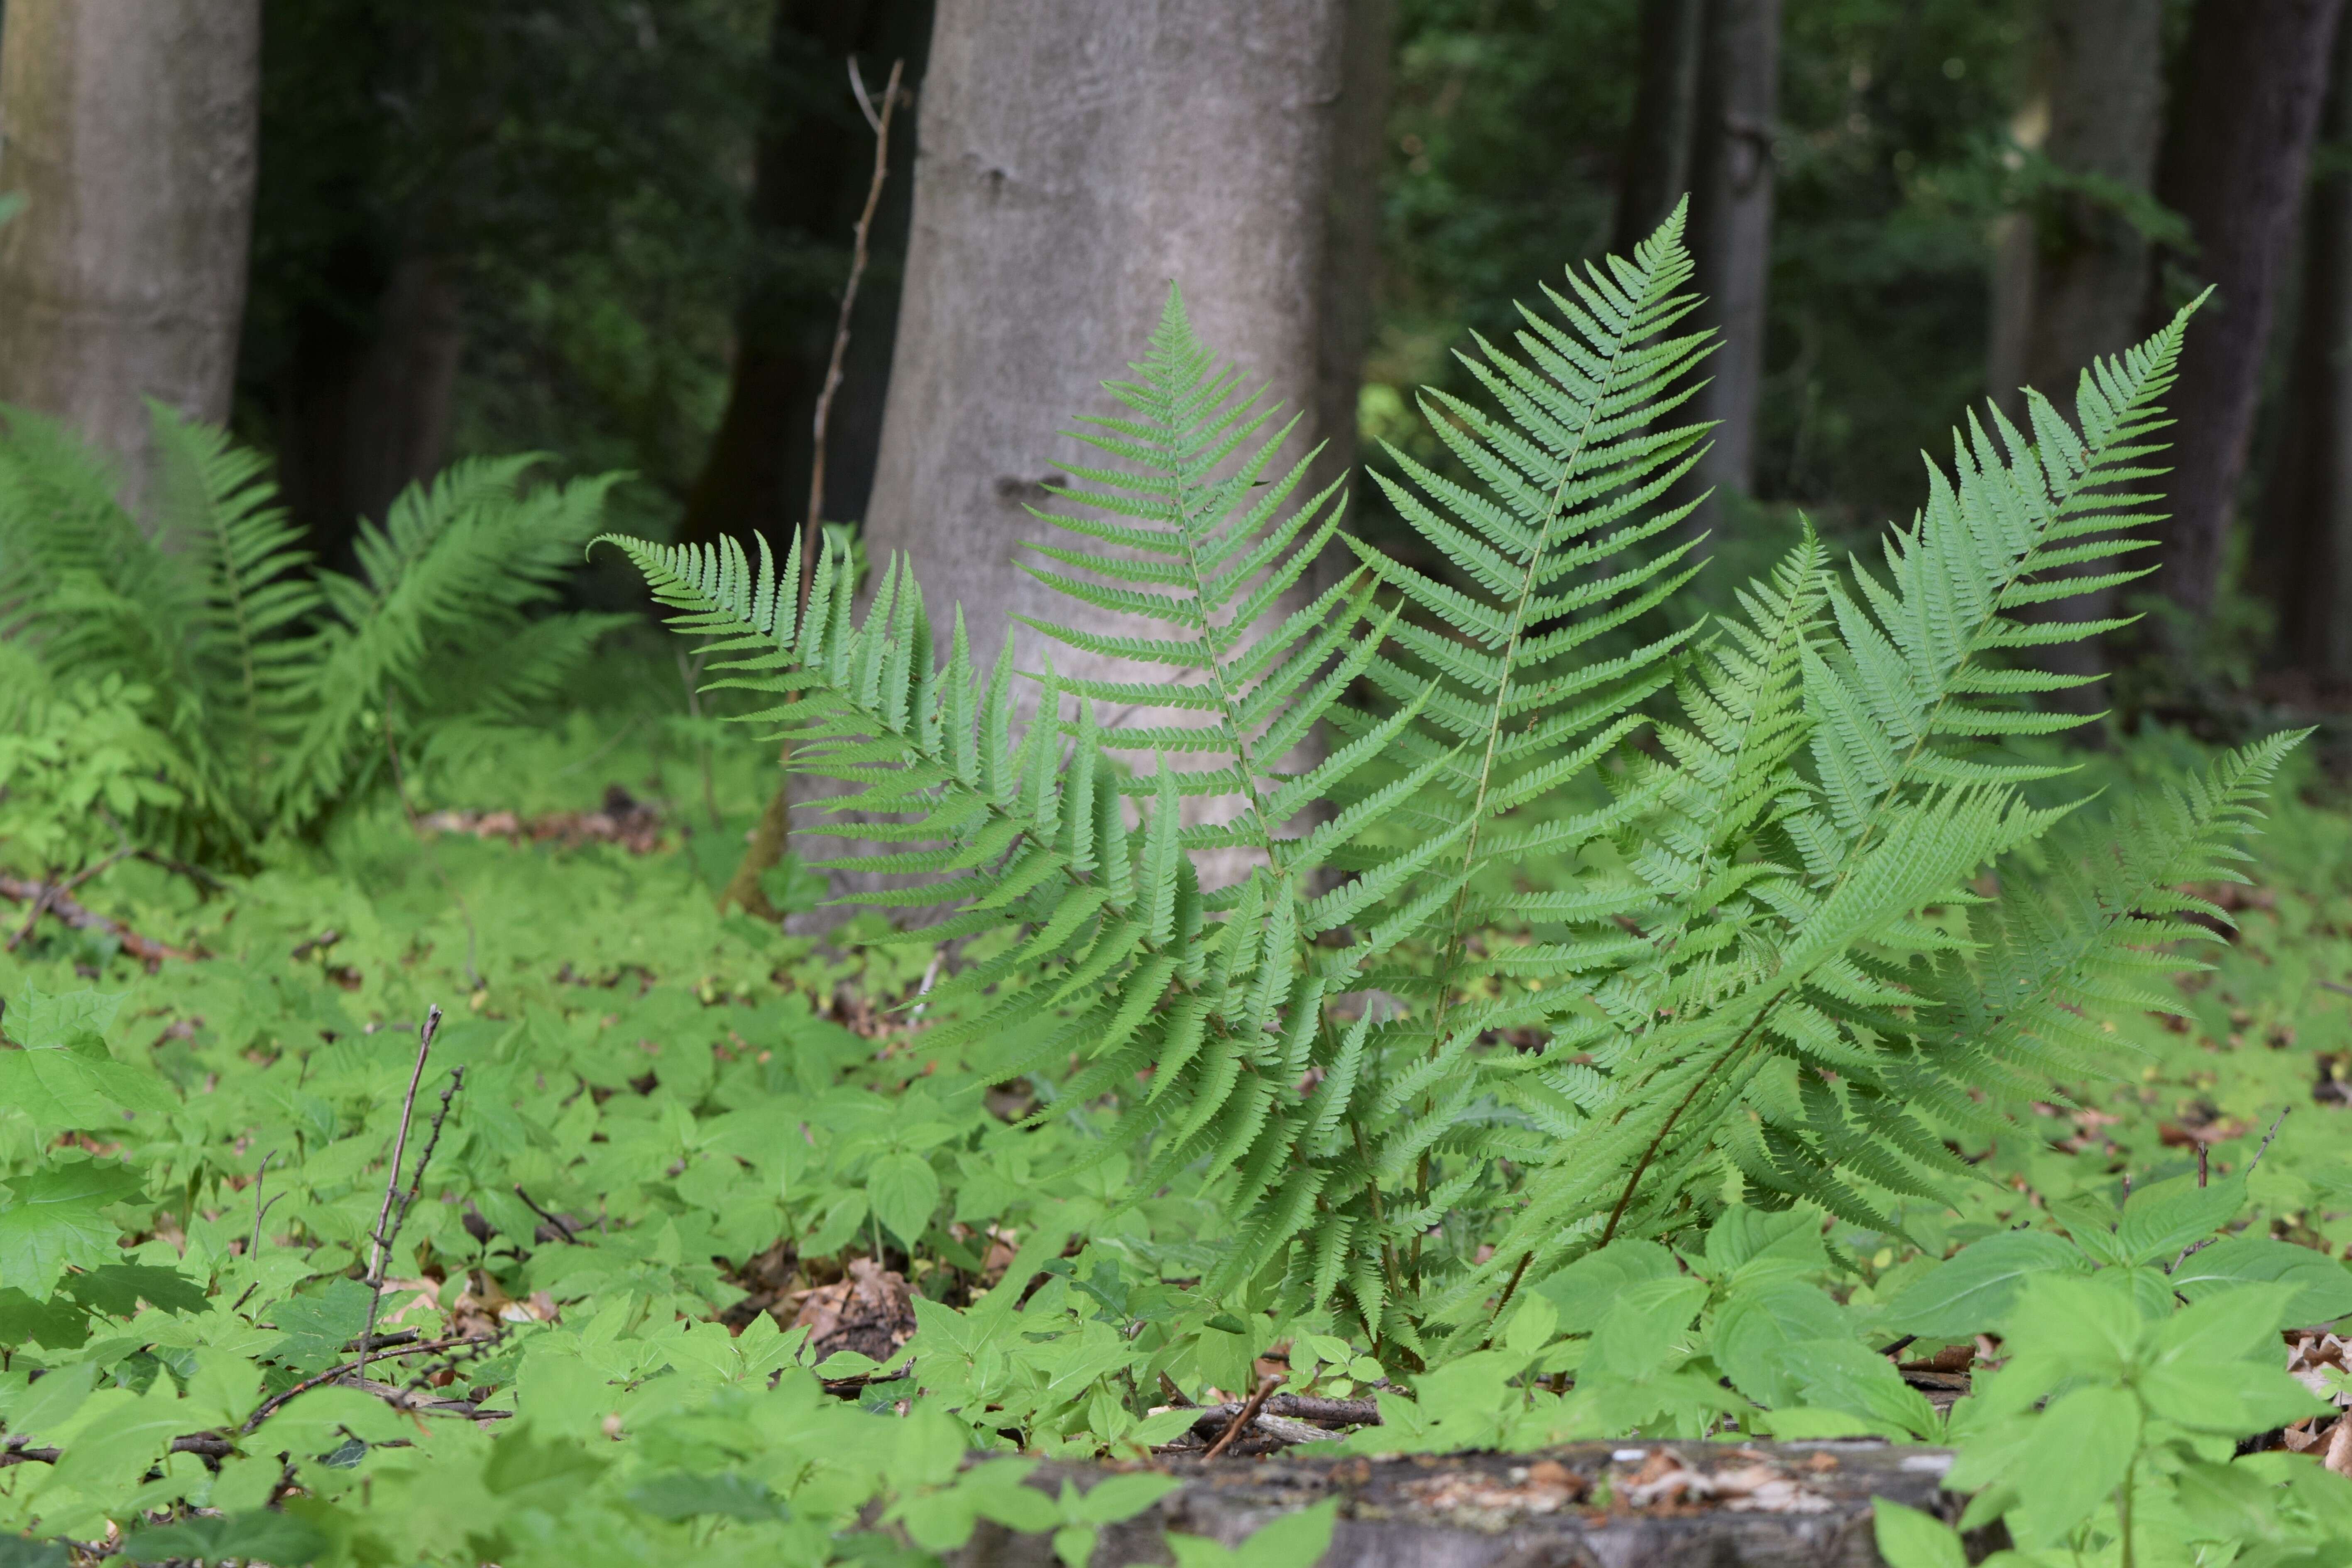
[
  {"left": 1992, "top": 0, "right": 2167, "bottom": 412},
  {"left": 2252, "top": 16, "right": 2352, "bottom": 682},
  {"left": 1684, "top": 0, "right": 1781, "bottom": 515},
  {"left": 273, "top": 252, "right": 466, "bottom": 565},
  {"left": 0, "top": 0, "right": 261, "bottom": 511},
  {"left": 2146, "top": 0, "right": 2346, "bottom": 619},
  {"left": 677, "top": 0, "right": 934, "bottom": 551},
  {"left": 1985, "top": 0, "right": 2166, "bottom": 707},
  {"left": 1613, "top": 0, "right": 1704, "bottom": 259},
  {"left": 862, "top": 0, "right": 1381, "bottom": 681}
]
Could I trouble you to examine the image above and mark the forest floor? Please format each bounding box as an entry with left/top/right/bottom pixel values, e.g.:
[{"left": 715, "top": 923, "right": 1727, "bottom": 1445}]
[{"left": 4, "top": 720, "right": 2350, "bottom": 1560}]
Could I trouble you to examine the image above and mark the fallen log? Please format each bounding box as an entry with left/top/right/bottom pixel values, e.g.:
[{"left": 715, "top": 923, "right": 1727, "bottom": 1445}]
[{"left": 950, "top": 1440, "right": 1978, "bottom": 1567}]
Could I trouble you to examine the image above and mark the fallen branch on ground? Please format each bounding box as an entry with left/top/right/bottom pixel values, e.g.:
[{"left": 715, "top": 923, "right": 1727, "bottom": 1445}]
[{"left": 0, "top": 873, "right": 198, "bottom": 965}]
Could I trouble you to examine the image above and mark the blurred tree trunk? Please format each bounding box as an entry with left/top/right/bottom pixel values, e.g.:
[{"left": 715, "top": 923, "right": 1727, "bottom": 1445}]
[
  {"left": 1984, "top": 0, "right": 2165, "bottom": 709},
  {"left": 0, "top": 0, "right": 260, "bottom": 512},
  {"left": 678, "top": 0, "right": 934, "bottom": 551},
  {"left": 2252, "top": 18, "right": 2352, "bottom": 682},
  {"left": 1987, "top": 0, "right": 2166, "bottom": 415},
  {"left": 273, "top": 252, "right": 465, "bottom": 565},
  {"left": 2146, "top": 0, "right": 2346, "bottom": 620},
  {"left": 1613, "top": 0, "right": 1703, "bottom": 258},
  {"left": 863, "top": 0, "right": 1388, "bottom": 679},
  {"left": 1684, "top": 0, "right": 1780, "bottom": 517}
]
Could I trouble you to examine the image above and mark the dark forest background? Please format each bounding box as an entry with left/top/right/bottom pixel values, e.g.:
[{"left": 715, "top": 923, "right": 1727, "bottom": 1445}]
[{"left": 4, "top": 0, "right": 2348, "bottom": 740}]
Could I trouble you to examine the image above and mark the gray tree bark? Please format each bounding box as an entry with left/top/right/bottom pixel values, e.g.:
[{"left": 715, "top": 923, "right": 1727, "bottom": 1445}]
[
  {"left": 1987, "top": 0, "right": 2166, "bottom": 416},
  {"left": 2144, "top": 0, "right": 2346, "bottom": 621},
  {"left": 0, "top": 0, "right": 261, "bottom": 510},
  {"left": 2252, "top": 15, "right": 2352, "bottom": 682},
  {"left": 1613, "top": 0, "right": 1704, "bottom": 260},
  {"left": 1684, "top": 0, "right": 1781, "bottom": 516},
  {"left": 862, "top": 0, "right": 1386, "bottom": 682},
  {"left": 1983, "top": 0, "right": 2166, "bottom": 707}
]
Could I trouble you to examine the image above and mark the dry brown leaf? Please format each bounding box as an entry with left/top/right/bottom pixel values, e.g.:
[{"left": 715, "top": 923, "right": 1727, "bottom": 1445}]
[{"left": 790, "top": 1256, "right": 916, "bottom": 1363}]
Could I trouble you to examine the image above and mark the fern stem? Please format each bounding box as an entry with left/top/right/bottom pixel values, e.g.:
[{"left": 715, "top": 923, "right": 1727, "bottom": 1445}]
[
  {"left": 1159, "top": 428, "right": 1289, "bottom": 876},
  {"left": 1599, "top": 1011, "right": 1773, "bottom": 1245},
  {"left": 1407, "top": 259, "right": 1659, "bottom": 1274}
]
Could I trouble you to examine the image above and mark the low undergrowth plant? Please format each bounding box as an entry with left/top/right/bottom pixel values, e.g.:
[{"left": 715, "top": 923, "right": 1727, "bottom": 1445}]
[
  {"left": 612, "top": 206, "right": 2301, "bottom": 1363},
  {"left": 0, "top": 404, "right": 629, "bottom": 868},
  {"left": 0, "top": 210, "right": 2347, "bottom": 1568}
]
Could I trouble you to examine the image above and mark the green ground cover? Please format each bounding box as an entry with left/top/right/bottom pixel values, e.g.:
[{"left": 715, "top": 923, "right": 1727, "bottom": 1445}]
[{"left": 0, "top": 718, "right": 2348, "bottom": 1566}]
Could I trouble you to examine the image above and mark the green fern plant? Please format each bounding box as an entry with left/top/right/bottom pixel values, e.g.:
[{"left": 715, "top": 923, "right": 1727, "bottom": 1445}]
[
  {"left": 0, "top": 403, "right": 627, "bottom": 864},
  {"left": 609, "top": 206, "right": 2298, "bottom": 1365}
]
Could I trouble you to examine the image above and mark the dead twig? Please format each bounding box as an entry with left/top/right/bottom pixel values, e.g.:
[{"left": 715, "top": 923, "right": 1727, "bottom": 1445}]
[
  {"left": 358, "top": 1007, "right": 458, "bottom": 1385},
  {"left": 513, "top": 1184, "right": 580, "bottom": 1244},
  {"left": 240, "top": 1332, "right": 499, "bottom": 1435},
  {"left": 1202, "top": 1374, "right": 1282, "bottom": 1461},
  {"left": 717, "top": 54, "right": 908, "bottom": 920},
  {"left": 249, "top": 1150, "right": 280, "bottom": 1257},
  {"left": 0, "top": 873, "right": 198, "bottom": 965},
  {"left": 2247, "top": 1108, "right": 2291, "bottom": 1173},
  {"left": 806, "top": 56, "right": 906, "bottom": 598}
]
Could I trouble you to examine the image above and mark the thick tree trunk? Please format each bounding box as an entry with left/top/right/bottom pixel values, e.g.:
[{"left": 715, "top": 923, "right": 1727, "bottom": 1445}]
[
  {"left": 1991, "top": 0, "right": 2166, "bottom": 411},
  {"left": 1985, "top": 0, "right": 2166, "bottom": 707},
  {"left": 2253, "top": 18, "right": 2352, "bottom": 682},
  {"left": 274, "top": 252, "right": 466, "bottom": 564},
  {"left": 862, "top": 0, "right": 1380, "bottom": 680},
  {"left": 678, "top": 0, "right": 934, "bottom": 551},
  {"left": 1613, "top": 0, "right": 1704, "bottom": 259},
  {"left": 0, "top": 0, "right": 261, "bottom": 511},
  {"left": 1684, "top": 0, "right": 1781, "bottom": 516},
  {"left": 2146, "top": 0, "right": 2346, "bottom": 619}
]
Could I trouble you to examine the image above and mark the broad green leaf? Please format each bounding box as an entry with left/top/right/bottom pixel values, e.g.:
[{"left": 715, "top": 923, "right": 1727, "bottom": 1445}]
[
  {"left": 1588, "top": 1276, "right": 1707, "bottom": 1382},
  {"left": 2171, "top": 1235, "right": 2352, "bottom": 1325},
  {"left": 59, "top": 1263, "right": 209, "bottom": 1318},
  {"left": 868, "top": 1152, "right": 941, "bottom": 1246},
  {"left": 2009, "top": 1385, "right": 2140, "bottom": 1546},
  {"left": 625, "top": 1472, "right": 790, "bottom": 1522},
  {"left": 49, "top": 1387, "right": 189, "bottom": 1492},
  {"left": 2113, "top": 1175, "right": 2244, "bottom": 1266},
  {"left": 1534, "top": 1240, "right": 1678, "bottom": 1334},
  {"left": 1871, "top": 1499, "right": 1966, "bottom": 1568},
  {"left": 1063, "top": 1470, "right": 1181, "bottom": 1526},
  {"left": 265, "top": 1276, "right": 376, "bottom": 1367},
  {"left": 1712, "top": 1279, "right": 1850, "bottom": 1407},
  {"left": 0, "top": 1159, "right": 146, "bottom": 1299},
  {"left": 1880, "top": 1230, "right": 2087, "bottom": 1338},
  {"left": 0, "top": 988, "right": 174, "bottom": 1130},
  {"left": 127, "top": 1513, "right": 330, "bottom": 1567}
]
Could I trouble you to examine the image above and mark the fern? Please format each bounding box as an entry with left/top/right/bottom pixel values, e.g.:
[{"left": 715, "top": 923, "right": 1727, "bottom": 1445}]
[
  {"left": 0, "top": 405, "right": 624, "bottom": 861},
  {"left": 612, "top": 208, "right": 2294, "bottom": 1364}
]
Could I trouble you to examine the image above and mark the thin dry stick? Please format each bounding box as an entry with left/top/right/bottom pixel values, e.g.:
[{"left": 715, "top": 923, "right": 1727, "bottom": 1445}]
[
  {"left": 248, "top": 1150, "right": 279, "bottom": 1257},
  {"left": 386, "top": 1064, "right": 465, "bottom": 1258},
  {"left": 2245, "top": 1107, "right": 2290, "bottom": 1172},
  {"left": 241, "top": 1332, "right": 498, "bottom": 1435},
  {"left": 358, "top": 1007, "right": 445, "bottom": 1384},
  {"left": 804, "top": 55, "right": 905, "bottom": 605},
  {"left": 1202, "top": 1373, "right": 1282, "bottom": 1461},
  {"left": 719, "top": 55, "right": 907, "bottom": 918},
  {"left": 514, "top": 1184, "right": 579, "bottom": 1244}
]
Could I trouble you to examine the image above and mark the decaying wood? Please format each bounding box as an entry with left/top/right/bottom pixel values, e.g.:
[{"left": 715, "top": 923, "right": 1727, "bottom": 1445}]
[{"left": 949, "top": 1441, "right": 1969, "bottom": 1568}]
